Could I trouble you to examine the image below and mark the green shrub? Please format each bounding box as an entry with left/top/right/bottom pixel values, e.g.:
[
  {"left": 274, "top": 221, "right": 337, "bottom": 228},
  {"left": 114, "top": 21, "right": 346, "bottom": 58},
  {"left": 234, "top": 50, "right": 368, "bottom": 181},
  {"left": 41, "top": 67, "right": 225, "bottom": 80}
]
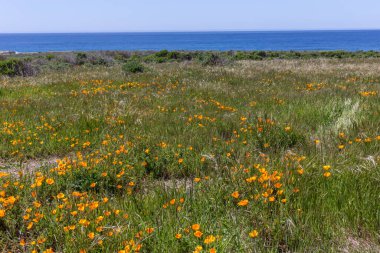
[
  {"left": 0, "top": 59, "right": 35, "bottom": 77},
  {"left": 155, "top": 50, "right": 169, "bottom": 57},
  {"left": 75, "top": 52, "right": 87, "bottom": 65},
  {"left": 122, "top": 60, "right": 144, "bottom": 74},
  {"left": 46, "top": 54, "right": 55, "bottom": 61},
  {"left": 198, "top": 52, "right": 223, "bottom": 66},
  {"left": 167, "top": 51, "right": 180, "bottom": 59}
]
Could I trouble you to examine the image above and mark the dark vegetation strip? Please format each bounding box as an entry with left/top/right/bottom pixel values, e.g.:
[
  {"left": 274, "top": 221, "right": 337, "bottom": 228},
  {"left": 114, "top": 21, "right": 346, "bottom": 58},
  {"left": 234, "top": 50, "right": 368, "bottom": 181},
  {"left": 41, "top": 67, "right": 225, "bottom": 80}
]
[{"left": 1, "top": 50, "right": 380, "bottom": 77}]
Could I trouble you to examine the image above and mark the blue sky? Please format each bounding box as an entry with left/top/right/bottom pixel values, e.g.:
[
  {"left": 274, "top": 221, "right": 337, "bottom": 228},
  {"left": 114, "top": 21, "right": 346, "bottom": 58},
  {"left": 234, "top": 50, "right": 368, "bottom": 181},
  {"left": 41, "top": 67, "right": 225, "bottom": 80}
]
[{"left": 1, "top": 0, "right": 380, "bottom": 33}]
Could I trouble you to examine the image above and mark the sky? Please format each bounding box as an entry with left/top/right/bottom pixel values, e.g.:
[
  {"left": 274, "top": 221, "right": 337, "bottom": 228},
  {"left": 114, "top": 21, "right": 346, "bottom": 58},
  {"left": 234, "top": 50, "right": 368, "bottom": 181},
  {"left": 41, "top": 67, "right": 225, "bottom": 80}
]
[{"left": 1, "top": 0, "right": 380, "bottom": 33}]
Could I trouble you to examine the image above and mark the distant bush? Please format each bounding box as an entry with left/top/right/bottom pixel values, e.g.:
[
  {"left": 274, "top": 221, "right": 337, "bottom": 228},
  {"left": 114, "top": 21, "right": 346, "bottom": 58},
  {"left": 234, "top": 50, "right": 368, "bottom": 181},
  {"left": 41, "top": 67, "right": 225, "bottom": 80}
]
[
  {"left": 87, "top": 54, "right": 113, "bottom": 66},
  {"left": 0, "top": 59, "right": 35, "bottom": 77},
  {"left": 76, "top": 52, "right": 87, "bottom": 65},
  {"left": 155, "top": 50, "right": 169, "bottom": 58},
  {"left": 122, "top": 60, "right": 144, "bottom": 74},
  {"left": 198, "top": 52, "right": 224, "bottom": 66},
  {"left": 46, "top": 54, "right": 55, "bottom": 61}
]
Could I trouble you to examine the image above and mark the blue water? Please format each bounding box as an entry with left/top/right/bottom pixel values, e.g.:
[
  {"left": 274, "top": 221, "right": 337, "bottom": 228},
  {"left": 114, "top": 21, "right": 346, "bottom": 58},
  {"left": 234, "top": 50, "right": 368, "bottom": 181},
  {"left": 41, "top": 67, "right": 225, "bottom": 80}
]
[{"left": 1, "top": 30, "right": 380, "bottom": 52}]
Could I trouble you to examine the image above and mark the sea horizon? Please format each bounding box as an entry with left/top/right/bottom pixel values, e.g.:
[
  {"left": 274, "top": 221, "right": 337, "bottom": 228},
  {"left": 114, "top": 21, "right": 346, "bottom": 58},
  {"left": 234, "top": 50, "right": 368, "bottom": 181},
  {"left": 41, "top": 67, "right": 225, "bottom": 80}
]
[
  {"left": 1, "top": 30, "right": 380, "bottom": 52},
  {"left": 2, "top": 28, "right": 380, "bottom": 35}
]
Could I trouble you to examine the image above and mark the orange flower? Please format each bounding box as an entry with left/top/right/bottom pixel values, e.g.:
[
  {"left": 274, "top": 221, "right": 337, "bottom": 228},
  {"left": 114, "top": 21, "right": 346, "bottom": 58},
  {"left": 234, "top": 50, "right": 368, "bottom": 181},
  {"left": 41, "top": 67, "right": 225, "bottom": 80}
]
[
  {"left": 46, "top": 178, "right": 55, "bottom": 185},
  {"left": 231, "top": 191, "right": 239, "bottom": 199},
  {"left": 175, "top": 233, "right": 182, "bottom": 239},
  {"left": 88, "top": 232, "right": 95, "bottom": 240},
  {"left": 249, "top": 230, "right": 259, "bottom": 238},
  {"left": 192, "top": 224, "right": 200, "bottom": 231},
  {"left": 0, "top": 209, "right": 5, "bottom": 218},
  {"left": 194, "top": 231, "right": 203, "bottom": 238},
  {"left": 237, "top": 199, "right": 249, "bottom": 206},
  {"left": 324, "top": 172, "right": 331, "bottom": 177},
  {"left": 146, "top": 227, "right": 154, "bottom": 234},
  {"left": 57, "top": 193, "right": 65, "bottom": 199}
]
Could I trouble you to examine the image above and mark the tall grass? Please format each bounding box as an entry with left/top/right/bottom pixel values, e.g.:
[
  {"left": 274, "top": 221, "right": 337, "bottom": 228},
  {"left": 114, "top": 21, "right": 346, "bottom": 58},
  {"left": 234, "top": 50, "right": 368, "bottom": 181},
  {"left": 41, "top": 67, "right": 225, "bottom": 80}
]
[{"left": 0, "top": 57, "right": 379, "bottom": 252}]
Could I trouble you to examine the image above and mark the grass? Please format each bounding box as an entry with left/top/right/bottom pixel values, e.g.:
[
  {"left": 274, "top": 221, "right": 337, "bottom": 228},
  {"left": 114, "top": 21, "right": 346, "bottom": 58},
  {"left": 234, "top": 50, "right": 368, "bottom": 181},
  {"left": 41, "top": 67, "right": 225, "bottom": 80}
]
[{"left": 0, "top": 55, "right": 380, "bottom": 252}]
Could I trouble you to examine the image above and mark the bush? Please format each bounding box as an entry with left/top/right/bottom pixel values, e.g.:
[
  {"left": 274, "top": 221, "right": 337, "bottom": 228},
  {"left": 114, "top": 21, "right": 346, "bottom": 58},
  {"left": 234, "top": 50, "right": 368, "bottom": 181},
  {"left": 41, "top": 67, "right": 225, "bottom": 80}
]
[
  {"left": 198, "top": 53, "right": 224, "bottom": 66},
  {"left": 0, "top": 59, "right": 35, "bottom": 77},
  {"left": 46, "top": 54, "right": 55, "bottom": 61},
  {"left": 155, "top": 50, "right": 169, "bottom": 57},
  {"left": 88, "top": 54, "right": 113, "bottom": 66},
  {"left": 122, "top": 60, "right": 144, "bottom": 74},
  {"left": 75, "top": 52, "right": 87, "bottom": 65}
]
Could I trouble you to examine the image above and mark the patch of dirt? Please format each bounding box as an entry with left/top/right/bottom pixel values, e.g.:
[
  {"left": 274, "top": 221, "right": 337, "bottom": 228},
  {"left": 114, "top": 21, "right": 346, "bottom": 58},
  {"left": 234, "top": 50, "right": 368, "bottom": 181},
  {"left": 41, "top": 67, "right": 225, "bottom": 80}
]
[
  {"left": 340, "top": 235, "right": 380, "bottom": 253},
  {"left": 0, "top": 156, "right": 61, "bottom": 176}
]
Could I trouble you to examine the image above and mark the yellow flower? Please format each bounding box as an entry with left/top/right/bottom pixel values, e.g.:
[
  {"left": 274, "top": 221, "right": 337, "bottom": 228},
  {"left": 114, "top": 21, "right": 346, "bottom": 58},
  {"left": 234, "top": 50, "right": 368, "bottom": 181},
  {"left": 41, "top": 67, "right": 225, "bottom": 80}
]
[
  {"left": 237, "top": 199, "right": 249, "bottom": 206},
  {"left": 0, "top": 172, "right": 9, "bottom": 178},
  {"left": 249, "top": 230, "right": 259, "bottom": 238},
  {"left": 323, "top": 165, "right": 331, "bottom": 171},
  {"left": 0, "top": 209, "right": 6, "bottom": 218},
  {"left": 194, "top": 245, "right": 203, "bottom": 253},
  {"left": 204, "top": 235, "right": 216, "bottom": 244},
  {"left": 57, "top": 193, "right": 65, "bottom": 199},
  {"left": 95, "top": 216, "right": 104, "bottom": 223},
  {"left": 231, "top": 191, "right": 239, "bottom": 199},
  {"left": 27, "top": 222, "right": 34, "bottom": 230},
  {"left": 178, "top": 158, "right": 184, "bottom": 164}
]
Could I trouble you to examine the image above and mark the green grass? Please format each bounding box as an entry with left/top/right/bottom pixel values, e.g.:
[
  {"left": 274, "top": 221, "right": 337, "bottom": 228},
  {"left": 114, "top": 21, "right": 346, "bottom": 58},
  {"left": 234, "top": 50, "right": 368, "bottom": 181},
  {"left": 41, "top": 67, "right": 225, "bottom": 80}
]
[{"left": 0, "top": 56, "right": 379, "bottom": 252}]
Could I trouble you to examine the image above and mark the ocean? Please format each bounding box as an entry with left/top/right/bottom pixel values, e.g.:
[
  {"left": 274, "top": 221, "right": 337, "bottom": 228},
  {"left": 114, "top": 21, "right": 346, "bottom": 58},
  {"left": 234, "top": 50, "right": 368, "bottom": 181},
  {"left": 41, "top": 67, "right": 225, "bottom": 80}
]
[{"left": 1, "top": 30, "right": 380, "bottom": 52}]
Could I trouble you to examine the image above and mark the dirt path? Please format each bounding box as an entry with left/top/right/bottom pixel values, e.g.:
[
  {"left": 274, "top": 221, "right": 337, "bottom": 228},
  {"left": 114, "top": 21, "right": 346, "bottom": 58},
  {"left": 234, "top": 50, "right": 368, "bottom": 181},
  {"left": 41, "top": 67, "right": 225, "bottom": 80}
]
[{"left": 0, "top": 156, "right": 60, "bottom": 176}]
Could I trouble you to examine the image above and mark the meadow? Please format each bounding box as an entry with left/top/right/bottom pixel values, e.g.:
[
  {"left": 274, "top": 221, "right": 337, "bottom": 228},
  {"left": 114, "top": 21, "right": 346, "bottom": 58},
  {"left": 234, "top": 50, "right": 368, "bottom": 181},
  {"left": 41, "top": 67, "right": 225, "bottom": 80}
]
[{"left": 0, "top": 52, "right": 380, "bottom": 252}]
